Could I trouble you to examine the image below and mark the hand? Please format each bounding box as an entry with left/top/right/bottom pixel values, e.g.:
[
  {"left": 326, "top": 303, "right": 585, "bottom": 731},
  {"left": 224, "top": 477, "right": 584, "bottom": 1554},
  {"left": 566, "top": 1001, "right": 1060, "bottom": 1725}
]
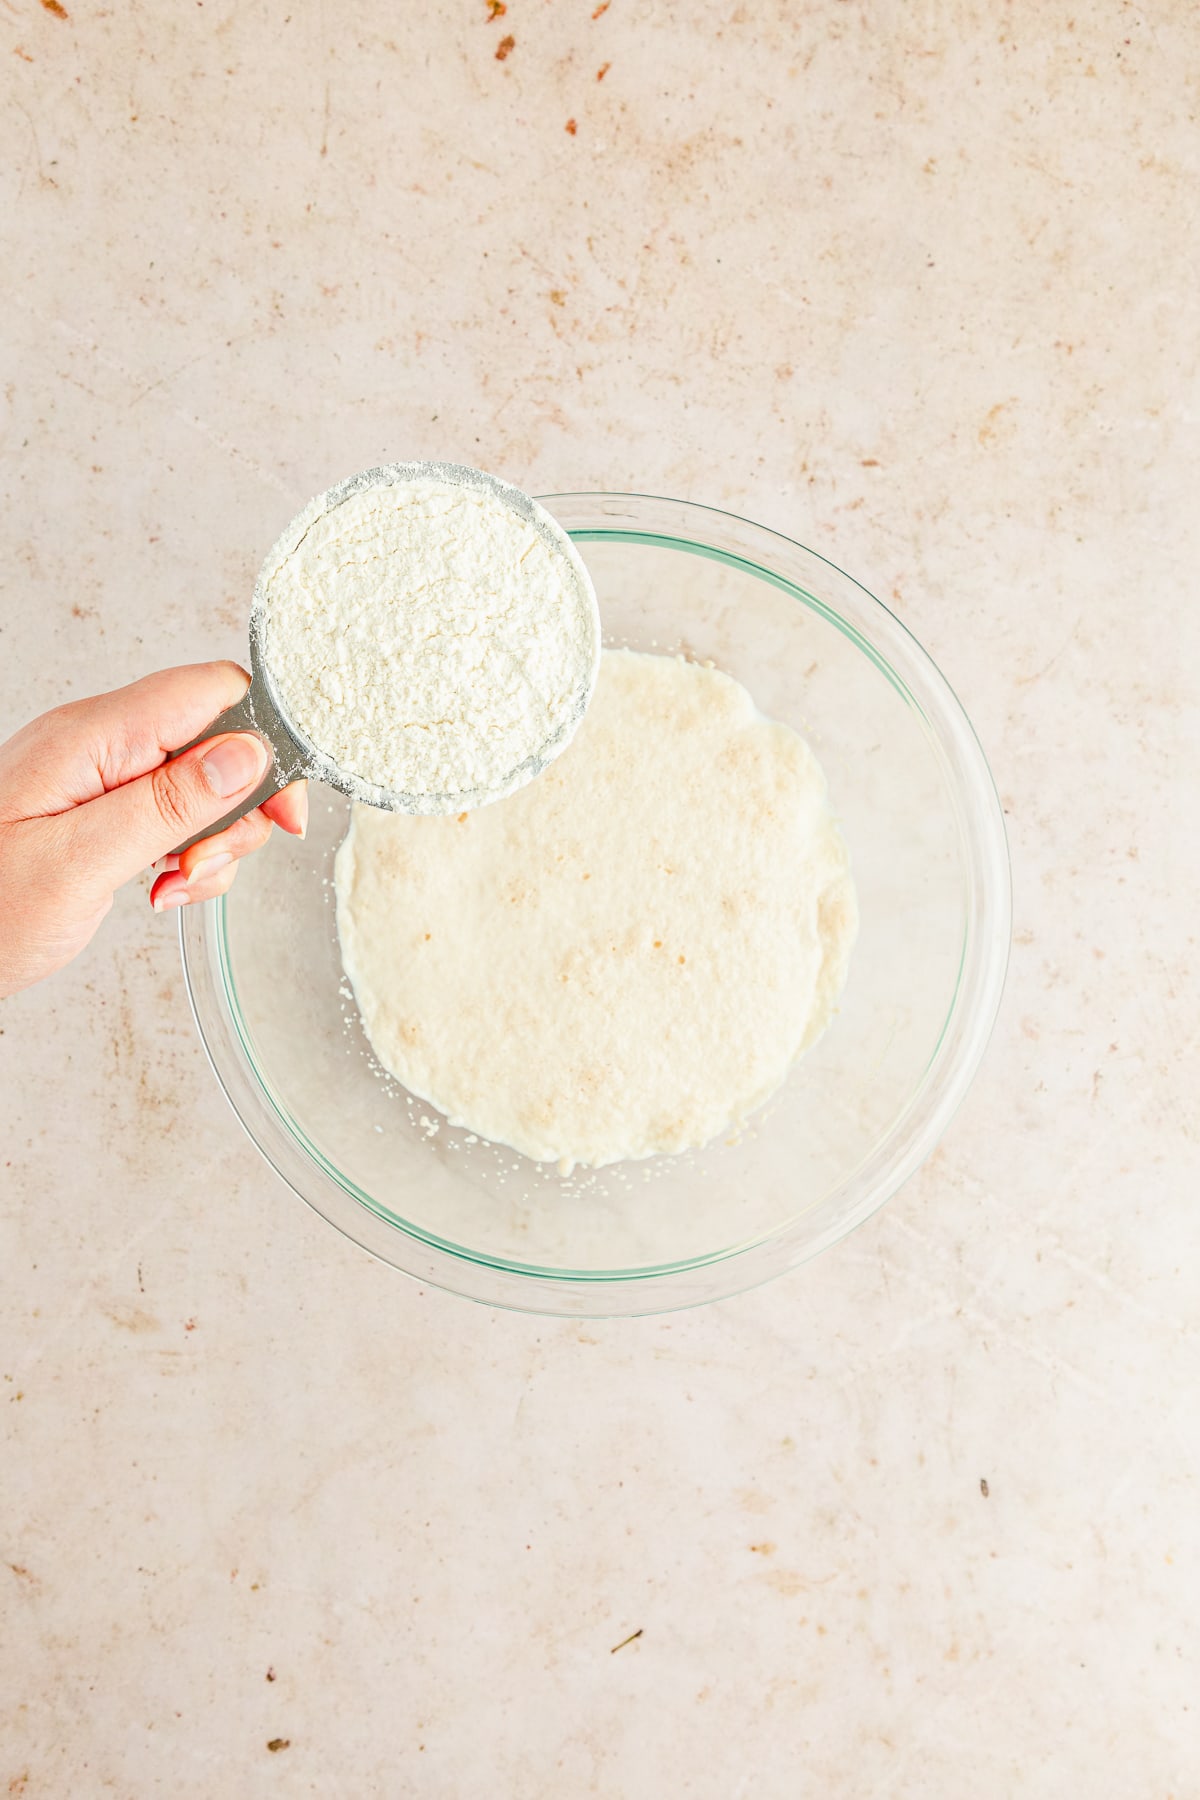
[{"left": 0, "top": 662, "right": 307, "bottom": 999}]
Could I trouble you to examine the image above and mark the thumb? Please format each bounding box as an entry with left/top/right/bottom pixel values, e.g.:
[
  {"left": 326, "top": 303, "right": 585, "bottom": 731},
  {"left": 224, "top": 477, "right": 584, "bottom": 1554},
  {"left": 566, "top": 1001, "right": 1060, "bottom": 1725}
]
[{"left": 70, "top": 732, "right": 272, "bottom": 891}]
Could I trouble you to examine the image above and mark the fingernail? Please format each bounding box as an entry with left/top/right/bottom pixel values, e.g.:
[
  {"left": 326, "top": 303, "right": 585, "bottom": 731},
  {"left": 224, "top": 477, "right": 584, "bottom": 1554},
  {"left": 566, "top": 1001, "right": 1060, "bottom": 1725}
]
[
  {"left": 153, "top": 886, "right": 188, "bottom": 912},
  {"left": 186, "top": 852, "right": 233, "bottom": 887},
  {"left": 296, "top": 786, "right": 309, "bottom": 840},
  {"left": 202, "top": 734, "right": 270, "bottom": 799}
]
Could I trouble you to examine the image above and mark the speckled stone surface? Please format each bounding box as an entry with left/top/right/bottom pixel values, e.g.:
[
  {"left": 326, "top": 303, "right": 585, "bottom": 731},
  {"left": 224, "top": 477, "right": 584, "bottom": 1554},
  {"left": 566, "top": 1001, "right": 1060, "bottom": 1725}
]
[{"left": 1, "top": 3, "right": 1197, "bottom": 1794}]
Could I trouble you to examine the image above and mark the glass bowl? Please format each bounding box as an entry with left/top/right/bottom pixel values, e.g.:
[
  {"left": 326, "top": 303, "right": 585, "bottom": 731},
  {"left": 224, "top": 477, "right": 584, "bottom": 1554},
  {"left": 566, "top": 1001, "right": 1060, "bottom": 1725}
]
[{"left": 180, "top": 493, "right": 1011, "bottom": 1316}]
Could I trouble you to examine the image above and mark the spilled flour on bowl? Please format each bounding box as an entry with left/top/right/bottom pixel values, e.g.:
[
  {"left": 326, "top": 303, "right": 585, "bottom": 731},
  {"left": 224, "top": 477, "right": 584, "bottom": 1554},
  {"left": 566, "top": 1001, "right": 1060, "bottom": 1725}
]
[
  {"left": 260, "top": 469, "right": 599, "bottom": 810},
  {"left": 334, "top": 649, "right": 858, "bottom": 1172}
]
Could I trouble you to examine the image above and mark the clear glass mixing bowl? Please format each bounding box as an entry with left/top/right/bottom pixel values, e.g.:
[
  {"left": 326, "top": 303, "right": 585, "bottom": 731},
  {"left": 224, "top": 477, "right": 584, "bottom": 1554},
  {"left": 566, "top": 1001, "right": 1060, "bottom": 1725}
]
[{"left": 180, "top": 493, "right": 1011, "bottom": 1316}]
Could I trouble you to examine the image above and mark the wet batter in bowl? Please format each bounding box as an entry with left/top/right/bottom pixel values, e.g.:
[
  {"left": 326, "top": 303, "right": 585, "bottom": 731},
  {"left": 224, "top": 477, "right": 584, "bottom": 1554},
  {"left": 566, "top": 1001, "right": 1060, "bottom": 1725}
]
[{"left": 334, "top": 649, "right": 857, "bottom": 1171}]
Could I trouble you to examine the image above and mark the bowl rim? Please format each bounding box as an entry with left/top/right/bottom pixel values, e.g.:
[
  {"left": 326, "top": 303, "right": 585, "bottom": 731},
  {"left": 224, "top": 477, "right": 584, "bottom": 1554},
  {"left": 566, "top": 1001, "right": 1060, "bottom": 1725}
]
[{"left": 180, "top": 489, "right": 1012, "bottom": 1317}]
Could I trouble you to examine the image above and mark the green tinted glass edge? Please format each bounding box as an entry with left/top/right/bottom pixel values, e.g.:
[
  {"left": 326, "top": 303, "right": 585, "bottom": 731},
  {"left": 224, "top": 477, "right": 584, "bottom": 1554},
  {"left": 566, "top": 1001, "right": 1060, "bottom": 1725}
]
[{"left": 215, "top": 527, "right": 971, "bottom": 1283}]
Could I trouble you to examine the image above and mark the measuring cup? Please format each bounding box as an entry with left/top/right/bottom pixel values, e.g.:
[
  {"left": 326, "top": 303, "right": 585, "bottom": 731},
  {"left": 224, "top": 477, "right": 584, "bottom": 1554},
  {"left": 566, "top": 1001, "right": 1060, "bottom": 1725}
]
[{"left": 171, "top": 461, "right": 600, "bottom": 853}]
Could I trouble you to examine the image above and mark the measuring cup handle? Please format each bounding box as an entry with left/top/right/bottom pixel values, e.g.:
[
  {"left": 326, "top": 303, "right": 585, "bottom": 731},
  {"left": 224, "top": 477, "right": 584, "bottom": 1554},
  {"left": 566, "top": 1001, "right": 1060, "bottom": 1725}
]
[{"left": 167, "top": 686, "right": 290, "bottom": 855}]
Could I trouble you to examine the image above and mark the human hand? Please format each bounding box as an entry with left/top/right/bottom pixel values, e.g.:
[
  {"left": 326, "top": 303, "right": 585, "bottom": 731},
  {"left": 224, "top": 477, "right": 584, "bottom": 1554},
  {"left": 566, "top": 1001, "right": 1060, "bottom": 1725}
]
[{"left": 0, "top": 662, "right": 307, "bottom": 999}]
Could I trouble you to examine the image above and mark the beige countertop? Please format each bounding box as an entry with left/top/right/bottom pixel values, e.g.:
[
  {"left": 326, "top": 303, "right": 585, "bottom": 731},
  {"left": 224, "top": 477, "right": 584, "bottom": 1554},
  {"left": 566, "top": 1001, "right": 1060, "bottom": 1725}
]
[{"left": 1, "top": 2, "right": 1196, "bottom": 1794}]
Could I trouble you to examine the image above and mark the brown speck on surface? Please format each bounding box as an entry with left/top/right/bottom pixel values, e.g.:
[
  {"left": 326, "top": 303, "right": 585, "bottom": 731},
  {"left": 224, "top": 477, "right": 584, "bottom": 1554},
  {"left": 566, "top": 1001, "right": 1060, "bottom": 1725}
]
[
  {"left": 749, "top": 1542, "right": 776, "bottom": 1555},
  {"left": 107, "top": 1306, "right": 160, "bottom": 1335},
  {"left": 40, "top": 0, "right": 69, "bottom": 16},
  {"left": 861, "top": 458, "right": 880, "bottom": 467},
  {"left": 610, "top": 1627, "right": 642, "bottom": 1653},
  {"left": 978, "top": 398, "right": 1015, "bottom": 447},
  {"left": 265, "top": 1666, "right": 276, "bottom": 1682},
  {"left": 678, "top": 955, "right": 686, "bottom": 965},
  {"left": 424, "top": 932, "right": 431, "bottom": 940},
  {"left": 486, "top": 0, "right": 507, "bottom": 15},
  {"left": 13, "top": 45, "right": 34, "bottom": 60},
  {"left": 596, "top": 61, "right": 611, "bottom": 79},
  {"left": 457, "top": 812, "right": 468, "bottom": 823},
  {"left": 565, "top": 117, "right": 577, "bottom": 134},
  {"left": 184, "top": 1317, "right": 197, "bottom": 1332},
  {"left": 550, "top": 288, "right": 567, "bottom": 305},
  {"left": 980, "top": 1478, "right": 990, "bottom": 1497},
  {"left": 266, "top": 1737, "right": 290, "bottom": 1752},
  {"left": 592, "top": 0, "right": 610, "bottom": 14},
  {"left": 494, "top": 33, "right": 515, "bottom": 60}
]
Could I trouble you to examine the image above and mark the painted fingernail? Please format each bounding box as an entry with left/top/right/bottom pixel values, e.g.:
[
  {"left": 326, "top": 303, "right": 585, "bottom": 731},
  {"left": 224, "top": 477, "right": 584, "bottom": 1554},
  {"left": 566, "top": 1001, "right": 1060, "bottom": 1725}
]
[
  {"left": 186, "top": 852, "right": 234, "bottom": 887},
  {"left": 153, "top": 886, "right": 188, "bottom": 912},
  {"left": 202, "top": 734, "right": 269, "bottom": 798}
]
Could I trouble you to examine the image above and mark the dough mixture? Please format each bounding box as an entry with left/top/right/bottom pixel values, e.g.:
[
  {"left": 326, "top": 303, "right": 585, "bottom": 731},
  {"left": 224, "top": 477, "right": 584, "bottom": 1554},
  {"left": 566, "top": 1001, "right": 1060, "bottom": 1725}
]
[
  {"left": 335, "top": 649, "right": 857, "bottom": 1170},
  {"left": 260, "top": 470, "right": 598, "bottom": 809}
]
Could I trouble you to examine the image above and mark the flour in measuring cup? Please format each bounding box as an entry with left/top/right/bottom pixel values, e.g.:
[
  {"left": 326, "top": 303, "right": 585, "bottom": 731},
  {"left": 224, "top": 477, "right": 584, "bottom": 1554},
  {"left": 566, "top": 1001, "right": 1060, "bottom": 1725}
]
[{"left": 259, "top": 469, "right": 599, "bottom": 811}]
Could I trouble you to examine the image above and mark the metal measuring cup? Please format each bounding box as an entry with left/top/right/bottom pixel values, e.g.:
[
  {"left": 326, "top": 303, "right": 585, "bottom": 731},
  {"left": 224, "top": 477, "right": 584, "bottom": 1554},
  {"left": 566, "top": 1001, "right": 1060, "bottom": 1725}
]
[{"left": 170, "top": 461, "right": 600, "bottom": 854}]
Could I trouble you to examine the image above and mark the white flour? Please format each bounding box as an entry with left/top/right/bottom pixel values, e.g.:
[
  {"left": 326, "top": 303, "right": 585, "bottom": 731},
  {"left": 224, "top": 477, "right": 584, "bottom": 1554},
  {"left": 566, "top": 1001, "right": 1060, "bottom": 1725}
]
[
  {"left": 259, "top": 467, "right": 599, "bottom": 812},
  {"left": 335, "top": 649, "right": 858, "bottom": 1172}
]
